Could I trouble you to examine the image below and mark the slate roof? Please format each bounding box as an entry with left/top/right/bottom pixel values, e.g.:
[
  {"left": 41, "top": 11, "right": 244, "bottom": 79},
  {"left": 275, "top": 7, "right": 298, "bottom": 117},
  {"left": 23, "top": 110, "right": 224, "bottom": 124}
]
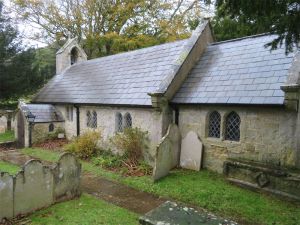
[
  {"left": 34, "top": 40, "right": 187, "bottom": 106},
  {"left": 172, "top": 35, "right": 297, "bottom": 105},
  {"left": 20, "top": 104, "right": 64, "bottom": 123}
]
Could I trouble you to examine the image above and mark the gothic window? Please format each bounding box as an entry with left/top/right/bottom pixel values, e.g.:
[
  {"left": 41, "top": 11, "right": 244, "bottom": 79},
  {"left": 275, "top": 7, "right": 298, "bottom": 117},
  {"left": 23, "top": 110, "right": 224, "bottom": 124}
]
[
  {"left": 86, "top": 110, "right": 92, "bottom": 127},
  {"left": 115, "top": 112, "right": 123, "bottom": 132},
  {"left": 71, "top": 47, "right": 79, "bottom": 65},
  {"left": 208, "top": 111, "right": 221, "bottom": 138},
  {"left": 92, "top": 111, "right": 97, "bottom": 128},
  {"left": 66, "top": 107, "right": 69, "bottom": 120},
  {"left": 49, "top": 123, "right": 54, "bottom": 132},
  {"left": 123, "top": 113, "right": 132, "bottom": 129},
  {"left": 66, "top": 106, "right": 73, "bottom": 121},
  {"left": 225, "top": 112, "right": 241, "bottom": 141}
]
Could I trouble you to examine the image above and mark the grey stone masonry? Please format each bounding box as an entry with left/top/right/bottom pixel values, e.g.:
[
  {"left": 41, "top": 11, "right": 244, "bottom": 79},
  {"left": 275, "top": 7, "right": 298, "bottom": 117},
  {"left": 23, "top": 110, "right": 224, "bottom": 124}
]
[{"left": 56, "top": 38, "right": 87, "bottom": 74}]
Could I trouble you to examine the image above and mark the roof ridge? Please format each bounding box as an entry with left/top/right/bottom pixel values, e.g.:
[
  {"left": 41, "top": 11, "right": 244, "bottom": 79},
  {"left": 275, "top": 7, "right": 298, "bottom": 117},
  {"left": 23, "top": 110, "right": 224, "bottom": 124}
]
[
  {"left": 211, "top": 33, "right": 271, "bottom": 45},
  {"left": 85, "top": 39, "right": 188, "bottom": 63}
]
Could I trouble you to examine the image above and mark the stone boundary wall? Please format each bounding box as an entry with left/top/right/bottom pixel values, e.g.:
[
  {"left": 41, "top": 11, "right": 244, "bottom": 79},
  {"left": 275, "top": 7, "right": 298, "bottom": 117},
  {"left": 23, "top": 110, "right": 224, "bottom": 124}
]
[
  {"left": 0, "top": 153, "right": 81, "bottom": 221},
  {"left": 224, "top": 159, "right": 300, "bottom": 201}
]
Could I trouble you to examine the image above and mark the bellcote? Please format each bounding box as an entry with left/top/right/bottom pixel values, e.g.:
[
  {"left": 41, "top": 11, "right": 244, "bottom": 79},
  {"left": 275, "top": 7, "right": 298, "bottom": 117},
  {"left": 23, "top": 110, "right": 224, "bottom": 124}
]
[{"left": 56, "top": 38, "right": 87, "bottom": 74}]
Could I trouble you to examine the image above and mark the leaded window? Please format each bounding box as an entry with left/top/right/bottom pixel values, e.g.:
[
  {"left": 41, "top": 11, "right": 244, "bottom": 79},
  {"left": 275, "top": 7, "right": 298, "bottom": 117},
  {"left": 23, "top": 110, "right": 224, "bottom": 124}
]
[
  {"left": 66, "top": 106, "right": 73, "bottom": 121},
  {"left": 123, "top": 113, "right": 132, "bottom": 129},
  {"left": 49, "top": 123, "right": 54, "bottom": 132},
  {"left": 115, "top": 112, "right": 123, "bottom": 132},
  {"left": 92, "top": 111, "right": 97, "bottom": 128},
  {"left": 208, "top": 111, "right": 221, "bottom": 138},
  {"left": 86, "top": 110, "right": 92, "bottom": 127},
  {"left": 225, "top": 112, "right": 240, "bottom": 141}
]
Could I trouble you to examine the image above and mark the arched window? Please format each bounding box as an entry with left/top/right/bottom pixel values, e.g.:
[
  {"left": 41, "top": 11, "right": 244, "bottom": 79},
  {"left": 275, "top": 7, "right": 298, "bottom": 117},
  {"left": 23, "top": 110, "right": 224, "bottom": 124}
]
[
  {"left": 86, "top": 110, "right": 92, "bottom": 127},
  {"left": 66, "top": 106, "right": 73, "bottom": 121},
  {"left": 208, "top": 111, "right": 221, "bottom": 138},
  {"left": 123, "top": 113, "right": 132, "bottom": 129},
  {"left": 115, "top": 112, "right": 123, "bottom": 132},
  {"left": 49, "top": 123, "right": 54, "bottom": 132},
  {"left": 92, "top": 111, "right": 97, "bottom": 128},
  {"left": 225, "top": 112, "right": 241, "bottom": 141},
  {"left": 70, "top": 47, "right": 79, "bottom": 65}
]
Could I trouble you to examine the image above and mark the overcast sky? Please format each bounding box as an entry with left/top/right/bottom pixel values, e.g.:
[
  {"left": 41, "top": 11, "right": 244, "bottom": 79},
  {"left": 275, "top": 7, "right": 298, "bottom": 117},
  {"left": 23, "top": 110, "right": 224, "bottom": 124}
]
[{"left": 3, "top": 0, "right": 47, "bottom": 48}]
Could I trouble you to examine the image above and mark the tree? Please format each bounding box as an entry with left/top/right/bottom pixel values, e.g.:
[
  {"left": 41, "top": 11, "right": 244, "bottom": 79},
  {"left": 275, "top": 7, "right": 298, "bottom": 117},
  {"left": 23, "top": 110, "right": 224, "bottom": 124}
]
[
  {"left": 0, "top": 0, "right": 21, "bottom": 100},
  {"left": 212, "top": 0, "right": 300, "bottom": 53},
  {"left": 0, "top": 1, "right": 55, "bottom": 103},
  {"left": 11, "top": 0, "right": 206, "bottom": 58},
  {"left": 212, "top": 6, "right": 270, "bottom": 41}
]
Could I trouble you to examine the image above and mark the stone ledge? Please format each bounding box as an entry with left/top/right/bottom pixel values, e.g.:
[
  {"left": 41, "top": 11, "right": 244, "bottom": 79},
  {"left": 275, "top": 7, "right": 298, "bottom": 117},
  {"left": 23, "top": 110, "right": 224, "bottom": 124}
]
[{"left": 224, "top": 159, "right": 300, "bottom": 202}]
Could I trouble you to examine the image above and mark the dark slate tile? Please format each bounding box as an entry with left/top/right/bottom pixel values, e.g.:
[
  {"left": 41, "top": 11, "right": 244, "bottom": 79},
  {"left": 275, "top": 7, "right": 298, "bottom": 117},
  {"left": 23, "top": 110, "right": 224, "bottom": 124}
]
[
  {"left": 260, "top": 90, "right": 274, "bottom": 97},
  {"left": 251, "top": 97, "right": 266, "bottom": 104},
  {"left": 227, "top": 97, "right": 241, "bottom": 103}
]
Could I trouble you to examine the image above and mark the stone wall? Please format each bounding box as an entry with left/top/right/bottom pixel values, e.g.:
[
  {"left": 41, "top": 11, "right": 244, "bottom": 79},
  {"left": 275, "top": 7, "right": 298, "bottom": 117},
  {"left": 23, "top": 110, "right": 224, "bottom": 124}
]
[
  {"left": 32, "top": 122, "right": 65, "bottom": 143},
  {"left": 56, "top": 38, "right": 87, "bottom": 74},
  {"left": 178, "top": 105, "right": 298, "bottom": 173},
  {"left": 56, "top": 105, "right": 77, "bottom": 139},
  {"left": 0, "top": 153, "right": 81, "bottom": 221},
  {"left": 56, "top": 104, "right": 164, "bottom": 161}
]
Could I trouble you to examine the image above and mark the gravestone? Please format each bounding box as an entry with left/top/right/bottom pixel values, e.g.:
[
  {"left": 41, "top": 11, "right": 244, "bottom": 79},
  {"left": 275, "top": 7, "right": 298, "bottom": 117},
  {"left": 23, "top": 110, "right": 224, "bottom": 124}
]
[
  {"left": 152, "top": 124, "right": 181, "bottom": 181},
  {"left": 0, "top": 172, "right": 14, "bottom": 220},
  {"left": 180, "top": 131, "right": 203, "bottom": 171},
  {"left": 53, "top": 153, "right": 81, "bottom": 202},
  {"left": 14, "top": 160, "right": 54, "bottom": 216},
  {"left": 139, "top": 201, "right": 238, "bottom": 225}
]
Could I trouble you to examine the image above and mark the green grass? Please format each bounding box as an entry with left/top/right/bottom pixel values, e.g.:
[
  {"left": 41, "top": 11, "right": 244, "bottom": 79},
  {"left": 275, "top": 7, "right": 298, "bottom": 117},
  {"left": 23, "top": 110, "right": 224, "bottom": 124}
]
[
  {"left": 22, "top": 148, "right": 300, "bottom": 225},
  {"left": 0, "top": 160, "right": 20, "bottom": 175},
  {"left": 0, "top": 130, "right": 15, "bottom": 142},
  {"left": 28, "top": 194, "right": 138, "bottom": 225},
  {"left": 22, "top": 148, "right": 61, "bottom": 162}
]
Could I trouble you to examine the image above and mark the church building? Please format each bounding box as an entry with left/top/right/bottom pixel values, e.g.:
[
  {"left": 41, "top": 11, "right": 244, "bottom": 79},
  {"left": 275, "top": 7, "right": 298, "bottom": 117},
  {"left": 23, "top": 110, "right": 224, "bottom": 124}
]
[{"left": 16, "top": 20, "right": 300, "bottom": 175}]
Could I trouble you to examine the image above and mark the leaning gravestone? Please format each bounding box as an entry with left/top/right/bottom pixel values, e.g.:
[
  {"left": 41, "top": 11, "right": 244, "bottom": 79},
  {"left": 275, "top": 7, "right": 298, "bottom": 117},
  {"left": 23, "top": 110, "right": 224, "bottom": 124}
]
[
  {"left": 152, "top": 124, "right": 181, "bottom": 181},
  {"left": 180, "top": 131, "right": 203, "bottom": 171},
  {"left": 53, "top": 153, "right": 81, "bottom": 202}
]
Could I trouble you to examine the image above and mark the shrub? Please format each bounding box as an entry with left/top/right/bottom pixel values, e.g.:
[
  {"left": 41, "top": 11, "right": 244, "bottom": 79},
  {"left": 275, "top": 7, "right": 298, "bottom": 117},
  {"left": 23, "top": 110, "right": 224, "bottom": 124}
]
[
  {"left": 137, "top": 161, "right": 152, "bottom": 175},
  {"left": 64, "top": 131, "right": 101, "bottom": 159},
  {"left": 92, "top": 151, "right": 123, "bottom": 169},
  {"left": 110, "top": 127, "right": 149, "bottom": 163}
]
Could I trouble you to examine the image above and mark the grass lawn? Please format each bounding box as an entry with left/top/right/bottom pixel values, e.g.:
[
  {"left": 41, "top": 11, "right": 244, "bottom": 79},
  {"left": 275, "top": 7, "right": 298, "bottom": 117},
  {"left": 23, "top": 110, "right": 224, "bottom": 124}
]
[
  {"left": 27, "top": 194, "right": 138, "bottom": 225},
  {"left": 0, "top": 130, "right": 15, "bottom": 143},
  {"left": 0, "top": 160, "right": 20, "bottom": 175},
  {"left": 22, "top": 148, "right": 300, "bottom": 225}
]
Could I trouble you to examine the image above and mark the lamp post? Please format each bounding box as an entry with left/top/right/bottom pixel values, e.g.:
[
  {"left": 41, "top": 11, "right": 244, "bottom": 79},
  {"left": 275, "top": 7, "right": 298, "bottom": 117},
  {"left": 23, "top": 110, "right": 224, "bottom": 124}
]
[{"left": 26, "top": 112, "right": 36, "bottom": 147}]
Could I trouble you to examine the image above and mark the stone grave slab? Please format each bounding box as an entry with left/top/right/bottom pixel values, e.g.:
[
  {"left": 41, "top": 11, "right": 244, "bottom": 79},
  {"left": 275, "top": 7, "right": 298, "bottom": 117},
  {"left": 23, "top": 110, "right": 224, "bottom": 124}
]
[
  {"left": 180, "top": 131, "right": 203, "bottom": 171},
  {"left": 139, "top": 201, "right": 238, "bottom": 225}
]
